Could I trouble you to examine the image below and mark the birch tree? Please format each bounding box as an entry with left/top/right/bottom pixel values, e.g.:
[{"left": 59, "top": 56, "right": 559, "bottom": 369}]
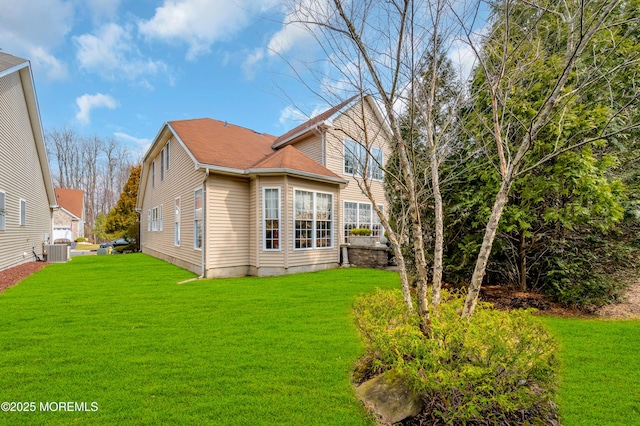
[{"left": 457, "top": 0, "right": 640, "bottom": 317}]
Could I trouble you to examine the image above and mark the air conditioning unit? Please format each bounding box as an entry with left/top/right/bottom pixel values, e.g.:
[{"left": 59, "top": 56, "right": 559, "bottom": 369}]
[{"left": 43, "top": 244, "right": 70, "bottom": 263}]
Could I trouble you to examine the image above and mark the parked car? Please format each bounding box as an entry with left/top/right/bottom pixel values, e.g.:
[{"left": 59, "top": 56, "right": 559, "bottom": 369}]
[{"left": 99, "top": 238, "right": 131, "bottom": 249}]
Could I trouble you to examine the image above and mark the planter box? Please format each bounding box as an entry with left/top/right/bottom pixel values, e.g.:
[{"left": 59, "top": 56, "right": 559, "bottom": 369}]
[{"left": 350, "top": 236, "right": 377, "bottom": 247}]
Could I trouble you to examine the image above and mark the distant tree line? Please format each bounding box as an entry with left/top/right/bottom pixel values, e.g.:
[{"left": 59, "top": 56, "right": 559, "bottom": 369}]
[{"left": 45, "top": 126, "right": 139, "bottom": 242}]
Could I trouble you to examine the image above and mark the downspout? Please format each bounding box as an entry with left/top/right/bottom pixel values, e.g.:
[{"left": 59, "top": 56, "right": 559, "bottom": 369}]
[
  {"left": 321, "top": 130, "right": 326, "bottom": 166},
  {"left": 201, "top": 168, "right": 210, "bottom": 278}
]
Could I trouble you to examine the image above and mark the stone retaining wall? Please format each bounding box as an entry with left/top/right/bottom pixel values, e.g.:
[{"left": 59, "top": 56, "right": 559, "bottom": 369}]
[{"left": 347, "top": 245, "right": 389, "bottom": 269}]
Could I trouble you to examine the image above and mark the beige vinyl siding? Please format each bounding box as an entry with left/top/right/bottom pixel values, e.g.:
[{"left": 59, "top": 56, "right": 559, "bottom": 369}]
[
  {"left": 0, "top": 71, "right": 52, "bottom": 270},
  {"left": 324, "top": 100, "right": 390, "bottom": 243},
  {"left": 206, "top": 175, "right": 250, "bottom": 273},
  {"left": 256, "top": 176, "right": 286, "bottom": 268},
  {"left": 249, "top": 177, "right": 258, "bottom": 267},
  {"left": 286, "top": 177, "right": 340, "bottom": 267},
  {"left": 289, "top": 133, "right": 323, "bottom": 164},
  {"left": 140, "top": 133, "right": 205, "bottom": 274}
]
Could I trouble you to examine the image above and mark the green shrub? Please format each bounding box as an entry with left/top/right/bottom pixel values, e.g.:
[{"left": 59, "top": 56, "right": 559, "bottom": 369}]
[
  {"left": 353, "top": 289, "right": 558, "bottom": 424},
  {"left": 350, "top": 227, "right": 372, "bottom": 236},
  {"left": 75, "top": 237, "right": 87, "bottom": 243}
]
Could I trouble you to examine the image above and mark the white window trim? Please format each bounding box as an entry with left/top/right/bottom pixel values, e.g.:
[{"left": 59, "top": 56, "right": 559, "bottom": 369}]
[
  {"left": 19, "top": 198, "right": 26, "bottom": 226},
  {"left": 174, "top": 196, "right": 180, "bottom": 247},
  {"left": 194, "top": 188, "right": 203, "bottom": 251},
  {"left": 166, "top": 140, "right": 171, "bottom": 170},
  {"left": 262, "top": 187, "right": 281, "bottom": 252},
  {"left": 152, "top": 160, "right": 156, "bottom": 188},
  {"left": 147, "top": 210, "right": 151, "bottom": 232},
  {"left": 151, "top": 207, "right": 158, "bottom": 231},
  {"left": 343, "top": 200, "right": 384, "bottom": 243},
  {"left": 293, "top": 189, "right": 334, "bottom": 251},
  {"left": 159, "top": 204, "right": 164, "bottom": 231},
  {"left": 343, "top": 138, "right": 384, "bottom": 182},
  {"left": 160, "top": 148, "right": 165, "bottom": 181},
  {"left": 0, "top": 190, "right": 5, "bottom": 231}
]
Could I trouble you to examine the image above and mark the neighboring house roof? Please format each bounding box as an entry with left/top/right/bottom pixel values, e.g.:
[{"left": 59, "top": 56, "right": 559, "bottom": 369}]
[
  {"left": 249, "top": 145, "right": 345, "bottom": 183},
  {"left": 0, "top": 52, "right": 57, "bottom": 208},
  {"left": 168, "top": 118, "right": 277, "bottom": 170},
  {"left": 272, "top": 94, "right": 360, "bottom": 149},
  {"left": 55, "top": 188, "right": 84, "bottom": 220}
]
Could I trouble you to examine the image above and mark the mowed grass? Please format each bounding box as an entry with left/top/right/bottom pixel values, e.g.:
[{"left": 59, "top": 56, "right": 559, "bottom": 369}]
[
  {"left": 0, "top": 254, "right": 398, "bottom": 425},
  {"left": 541, "top": 317, "right": 640, "bottom": 425}
]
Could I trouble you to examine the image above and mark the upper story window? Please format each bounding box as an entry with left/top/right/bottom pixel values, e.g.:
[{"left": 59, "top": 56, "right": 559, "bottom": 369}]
[
  {"left": 160, "top": 148, "right": 165, "bottom": 181},
  {"left": 166, "top": 140, "right": 171, "bottom": 170},
  {"left": 343, "top": 139, "right": 384, "bottom": 181},
  {"left": 152, "top": 160, "right": 156, "bottom": 188}
]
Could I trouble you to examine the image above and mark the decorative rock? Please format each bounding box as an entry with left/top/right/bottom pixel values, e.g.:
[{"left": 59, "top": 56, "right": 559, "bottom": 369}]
[{"left": 355, "top": 372, "right": 423, "bottom": 424}]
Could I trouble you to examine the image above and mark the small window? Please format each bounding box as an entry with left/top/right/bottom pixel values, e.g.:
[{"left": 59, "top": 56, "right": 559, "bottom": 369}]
[
  {"left": 166, "top": 140, "right": 171, "bottom": 170},
  {"left": 174, "top": 197, "right": 181, "bottom": 246},
  {"left": 194, "top": 188, "right": 203, "bottom": 250},
  {"left": 0, "top": 190, "right": 5, "bottom": 231},
  {"left": 152, "top": 160, "right": 156, "bottom": 188},
  {"left": 160, "top": 148, "right": 165, "bottom": 181},
  {"left": 19, "top": 199, "right": 26, "bottom": 226}
]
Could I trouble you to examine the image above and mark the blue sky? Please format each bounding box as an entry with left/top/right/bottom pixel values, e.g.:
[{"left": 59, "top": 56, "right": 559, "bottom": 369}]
[{"left": 0, "top": 0, "right": 331, "bottom": 155}]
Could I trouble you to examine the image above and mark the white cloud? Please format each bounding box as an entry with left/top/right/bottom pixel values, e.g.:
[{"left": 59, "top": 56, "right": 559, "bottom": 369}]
[
  {"left": 74, "top": 23, "right": 167, "bottom": 84},
  {"left": 278, "top": 103, "right": 328, "bottom": 130},
  {"left": 28, "top": 47, "right": 69, "bottom": 80},
  {"left": 242, "top": 48, "right": 265, "bottom": 80},
  {"left": 138, "top": 0, "right": 278, "bottom": 61},
  {"left": 75, "top": 93, "right": 118, "bottom": 123},
  {"left": 85, "top": 0, "right": 122, "bottom": 22},
  {"left": 114, "top": 132, "right": 151, "bottom": 146},
  {"left": 115, "top": 132, "right": 153, "bottom": 157},
  {"left": 0, "top": 0, "right": 73, "bottom": 80}
]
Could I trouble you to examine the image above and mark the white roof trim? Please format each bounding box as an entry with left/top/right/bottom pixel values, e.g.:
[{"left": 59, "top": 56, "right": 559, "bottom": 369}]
[
  {"left": 0, "top": 61, "right": 28, "bottom": 79},
  {"left": 247, "top": 167, "right": 348, "bottom": 184}
]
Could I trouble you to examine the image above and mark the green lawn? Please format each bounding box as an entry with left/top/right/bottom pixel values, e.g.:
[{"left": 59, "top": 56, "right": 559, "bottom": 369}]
[
  {"left": 0, "top": 254, "right": 398, "bottom": 425},
  {"left": 541, "top": 317, "right": 640, "bottom": 425}
]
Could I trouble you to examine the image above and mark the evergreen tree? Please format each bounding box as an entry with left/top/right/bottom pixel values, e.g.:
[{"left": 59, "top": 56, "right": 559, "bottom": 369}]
[{"left": 105, "top": 164, "right": 141, "bottom": 239}]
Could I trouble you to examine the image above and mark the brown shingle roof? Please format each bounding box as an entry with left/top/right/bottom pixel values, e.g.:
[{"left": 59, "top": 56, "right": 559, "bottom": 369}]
[
  {"left": 0, "top": 52, "right": 27, "bottom": 74},
  {"left": 272, "top": 94, "right": 359, "bottom": 148},
  {"left": 55, "top": 188, "right": 84, "bottom": 219},
  {"left": 250, "top": 145, "right": 343, "bottom": 181},
  {"left": 169, "top": 118, "right": 277, "bottom": 170}
]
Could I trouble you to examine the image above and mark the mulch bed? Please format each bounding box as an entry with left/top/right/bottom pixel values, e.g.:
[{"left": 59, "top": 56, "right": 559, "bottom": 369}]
[
  {"left": 0, "top": 262, "right": 49, "bottom": 293},
  {"left": 480, "top": 285, "right": 589, "bottom": 317}
]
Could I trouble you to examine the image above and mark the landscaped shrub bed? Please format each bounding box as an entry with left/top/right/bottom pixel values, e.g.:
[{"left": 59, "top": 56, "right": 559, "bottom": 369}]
[{"left": 353, "top": 289, "right": 559, "bottom": 424}]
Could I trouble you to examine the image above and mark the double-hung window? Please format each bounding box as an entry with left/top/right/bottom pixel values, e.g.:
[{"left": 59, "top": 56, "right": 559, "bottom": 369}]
[
  {"left": 263, "top": 188, "right": 280, "bottom": 250},
  {"left": 152, "top": 207, "right": 158, "bottom": 231},
  {"left": 194, "top": 188, "right": 203, "bottom": 250},
  {"left": 160, "top": 148, "right": 165, "bottom": 181},
  {"left": 174, "top": 197, "right": 181, "bottom": 246},
  {"left": 294, "top": 190, "right": 333, "bottom": 250},
  {"left": 343, "top": 139, "right": 384, "bottom": 181}
]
